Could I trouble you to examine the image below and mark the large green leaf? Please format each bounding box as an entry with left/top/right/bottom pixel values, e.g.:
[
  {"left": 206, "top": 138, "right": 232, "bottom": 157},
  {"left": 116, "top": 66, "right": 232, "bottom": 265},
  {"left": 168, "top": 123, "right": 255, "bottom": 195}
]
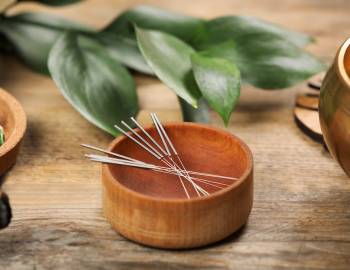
[
  {"left": 197, "top": 16, "right": 313, "bottom": 49},
  {"left": 102, "top": 5, "right": 206, "bottom": 74},
  {"left": 48, "top": 32, "right": 138, "bottom": 136},
  {"left": 136, "top": 27, "right": 201, "bottom": 107},
  {"left": 199, "top": 38, "right": 325, "bottom": 89},
  {"left": 191, "top": 54, "right": 240, "bottom": 125},
  {"left": 195, "top": 16, "right": 323, "bottom": 89},
  {"left": 0, "top": 12, "right": 150, "bottom": 75},
  {"left": 0, "top": 13, "right": 91, "bottom": 74},
  {"left": 94, "top": 32, "right": 152, "bottom": 75},
  {"left": 104, "top": 5, "right": 206, "bottom": 45},
  {"left": 20, "top": 0, "right": 82, "bottom": 6}
]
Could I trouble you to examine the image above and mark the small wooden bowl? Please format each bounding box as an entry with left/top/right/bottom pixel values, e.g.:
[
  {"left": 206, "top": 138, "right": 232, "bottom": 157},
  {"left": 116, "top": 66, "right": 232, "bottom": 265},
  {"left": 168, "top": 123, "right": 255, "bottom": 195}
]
[
  {"left": 102, "top": 123, "right": 253, "bottom": 249},
  {"left": 0, "top": 89, "right": 26, "bottom": 176}
]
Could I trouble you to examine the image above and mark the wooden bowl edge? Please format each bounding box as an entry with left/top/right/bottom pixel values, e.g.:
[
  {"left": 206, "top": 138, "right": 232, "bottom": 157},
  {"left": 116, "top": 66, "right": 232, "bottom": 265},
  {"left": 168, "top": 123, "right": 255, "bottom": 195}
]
[{"left": 0, "top": 89, "right": 27, "bottom": 175}]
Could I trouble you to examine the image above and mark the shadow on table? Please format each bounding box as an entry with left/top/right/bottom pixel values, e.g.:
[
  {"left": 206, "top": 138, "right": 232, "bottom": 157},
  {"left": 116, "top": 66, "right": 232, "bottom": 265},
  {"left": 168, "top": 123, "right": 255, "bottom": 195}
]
[{"left": 194, "top": 224, "right": 247, "bottom": 251}]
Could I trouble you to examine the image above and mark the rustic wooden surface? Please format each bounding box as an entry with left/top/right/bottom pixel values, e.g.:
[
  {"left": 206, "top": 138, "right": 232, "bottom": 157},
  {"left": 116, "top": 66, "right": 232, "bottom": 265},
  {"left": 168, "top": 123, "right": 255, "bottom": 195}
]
[{"left": 1, "top": 0, "right": 350, "bottom": 269}]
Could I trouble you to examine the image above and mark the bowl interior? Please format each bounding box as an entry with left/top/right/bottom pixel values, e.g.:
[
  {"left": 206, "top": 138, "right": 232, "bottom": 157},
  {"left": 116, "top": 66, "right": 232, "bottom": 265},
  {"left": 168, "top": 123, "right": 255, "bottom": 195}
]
[
  {"left": 0, "top": 97, "right": 15, "bottom": 146},
  {"left": 108, "top": 124, "right": 251, "bottom": 199}
]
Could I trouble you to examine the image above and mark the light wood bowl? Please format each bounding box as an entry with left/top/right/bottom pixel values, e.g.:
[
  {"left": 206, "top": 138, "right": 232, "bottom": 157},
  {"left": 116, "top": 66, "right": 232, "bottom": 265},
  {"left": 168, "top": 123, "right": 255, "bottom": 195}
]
[
  {"left": 0, "top": 89, "right": 26, "bottom": 176},
  {"left": 102, "top": 123, "right": 253, "bottom": 249}
]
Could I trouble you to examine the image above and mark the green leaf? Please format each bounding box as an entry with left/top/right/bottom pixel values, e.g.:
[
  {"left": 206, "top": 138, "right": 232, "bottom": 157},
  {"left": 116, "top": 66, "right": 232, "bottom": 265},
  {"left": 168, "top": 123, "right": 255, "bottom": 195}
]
[
  {"left": 94, "top": 32, "right": 152, "bottom": 75},
  {"left": 104, "top": 5, "right": 206, "bottom": 45},
  {"left": 48, "top": 32, "right": 138, "bottom": 136},
  {"left": 0, "top": 126, "right": 4, "bottom": 146},
  {"left": 0, "top": 33, "right": 13, "bottom": 53},
  {"left": 0, "top": 13, "right": 91, "bottom": 74},
  {"left": 136, "top": 27, "right": 201, "bottom": 107},
  {"left": 199, "top": 38, "right": 325, "bottom": 89},
  {"left": 20, "top": 0, "right": 82, "bottom": 6},
  {"left": 178, "top": 97, "right": 210, "bottom": 123},
  {"left": 8, "top": 12, "right": 92, "bottom": 31},
  {"left": 195, "top": 16, "right": 322, "bottom": 90},
  {"left": 102, "top": 5, "right": 206, "bottom": 74},
  {"left": 0, "top": 12, "right": 150, "bottom": 75},
  {"left": 191, "top": 54, "right": 240, "bottom": 125},
  {"left": 197, "top": 16, "right": 313, "bottom": 49}
]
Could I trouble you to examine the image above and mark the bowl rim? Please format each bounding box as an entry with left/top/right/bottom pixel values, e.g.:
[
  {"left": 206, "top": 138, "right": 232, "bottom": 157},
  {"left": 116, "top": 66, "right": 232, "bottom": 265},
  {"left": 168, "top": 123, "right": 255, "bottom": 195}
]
[
  {"left": 103, "top": 122, "right": 253, "bottom": 203},
  {"left": 336, "top": 37, "right": 350, "bottom": 88},
  {"left": 0, "top": 89, "right": 27, "bottom": 158}
]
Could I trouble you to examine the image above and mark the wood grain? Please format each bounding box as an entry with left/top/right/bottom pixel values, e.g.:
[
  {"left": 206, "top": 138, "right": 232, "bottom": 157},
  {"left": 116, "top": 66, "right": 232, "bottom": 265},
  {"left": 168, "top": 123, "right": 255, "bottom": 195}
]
[{"left": 0, "top": 0, "right": 350, "bottom": 269}]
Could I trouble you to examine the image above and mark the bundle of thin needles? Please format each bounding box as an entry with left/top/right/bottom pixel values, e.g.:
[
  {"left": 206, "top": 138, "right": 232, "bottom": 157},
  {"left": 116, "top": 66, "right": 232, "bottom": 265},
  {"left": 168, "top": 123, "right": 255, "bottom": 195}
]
[{"left": 83, "top": 113, "right": 239, "bottom": 198}]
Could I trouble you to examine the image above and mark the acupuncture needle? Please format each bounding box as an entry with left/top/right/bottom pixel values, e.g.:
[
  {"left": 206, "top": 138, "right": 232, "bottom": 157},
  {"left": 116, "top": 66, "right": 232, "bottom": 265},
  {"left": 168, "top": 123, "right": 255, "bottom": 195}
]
[
  {"left": 81, "top": 143, "right": 238, "bottom": 181},
  {"left": 87, "top": 154, "right": 231, "bottom": 186},
  {"left": 129, "top": 117, "right": 193, "bottom": 197},
  {"left": 88, "top": 155, "right": 230, "bottom": 189},
  {"left": 88, "top": 155, "right": 228, "bottom": 188},
  {"left": 114, "top": 123, "right": 192, "bottom": 198},
  {"left": 131, "top": 117, "right": 227, "bottom": 190},
  {"left": 151, "top": 113, "right": 209, "bottom": 196},
  {"left": 150, "top": 114, "right": 205, "bottom": 196}
]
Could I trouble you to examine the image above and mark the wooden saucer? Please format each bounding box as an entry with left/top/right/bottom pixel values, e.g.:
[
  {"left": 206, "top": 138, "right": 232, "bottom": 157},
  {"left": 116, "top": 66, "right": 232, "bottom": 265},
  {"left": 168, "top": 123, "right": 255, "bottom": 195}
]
[
  {"left": 293, "top": 73, "right": 324, "bottom": 143},
  {"left": 0, "top": 89, "right": 27, "bottom": 176},
  {"left": 102, "top": 123, "right": 253, "bottom": 249},
  {"left": 294, "top": 106, "right": 322, "bottom": 142}
]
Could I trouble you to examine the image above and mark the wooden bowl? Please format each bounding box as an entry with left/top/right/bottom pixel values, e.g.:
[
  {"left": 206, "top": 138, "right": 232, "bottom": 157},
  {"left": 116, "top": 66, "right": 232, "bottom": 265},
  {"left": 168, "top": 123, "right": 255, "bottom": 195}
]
[
  {"left": 0, "top": 89, "right": 26, "bottom": 176},
  {"left": 102, "top": 123, "right": 253, "bottom": 249}
]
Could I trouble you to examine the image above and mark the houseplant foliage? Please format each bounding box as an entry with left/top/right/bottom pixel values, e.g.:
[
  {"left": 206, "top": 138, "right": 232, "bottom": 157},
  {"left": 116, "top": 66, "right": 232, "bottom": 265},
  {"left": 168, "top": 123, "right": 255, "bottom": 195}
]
[{"left": 0, "top": 1, "right": 325, "bottom": 136}]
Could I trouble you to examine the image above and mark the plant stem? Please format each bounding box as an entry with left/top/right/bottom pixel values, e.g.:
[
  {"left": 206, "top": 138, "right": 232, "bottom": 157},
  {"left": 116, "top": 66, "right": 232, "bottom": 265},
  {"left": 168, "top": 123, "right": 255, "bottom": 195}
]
[{"left": 178, "top": 97, "right": 210, "bottom": 123}]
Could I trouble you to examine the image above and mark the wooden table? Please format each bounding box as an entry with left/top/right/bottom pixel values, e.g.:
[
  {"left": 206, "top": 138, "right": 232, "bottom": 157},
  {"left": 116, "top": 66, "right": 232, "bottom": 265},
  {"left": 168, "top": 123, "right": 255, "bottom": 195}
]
[{"left": 1, "top": 0, "right": 350, "bottom": 269}]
